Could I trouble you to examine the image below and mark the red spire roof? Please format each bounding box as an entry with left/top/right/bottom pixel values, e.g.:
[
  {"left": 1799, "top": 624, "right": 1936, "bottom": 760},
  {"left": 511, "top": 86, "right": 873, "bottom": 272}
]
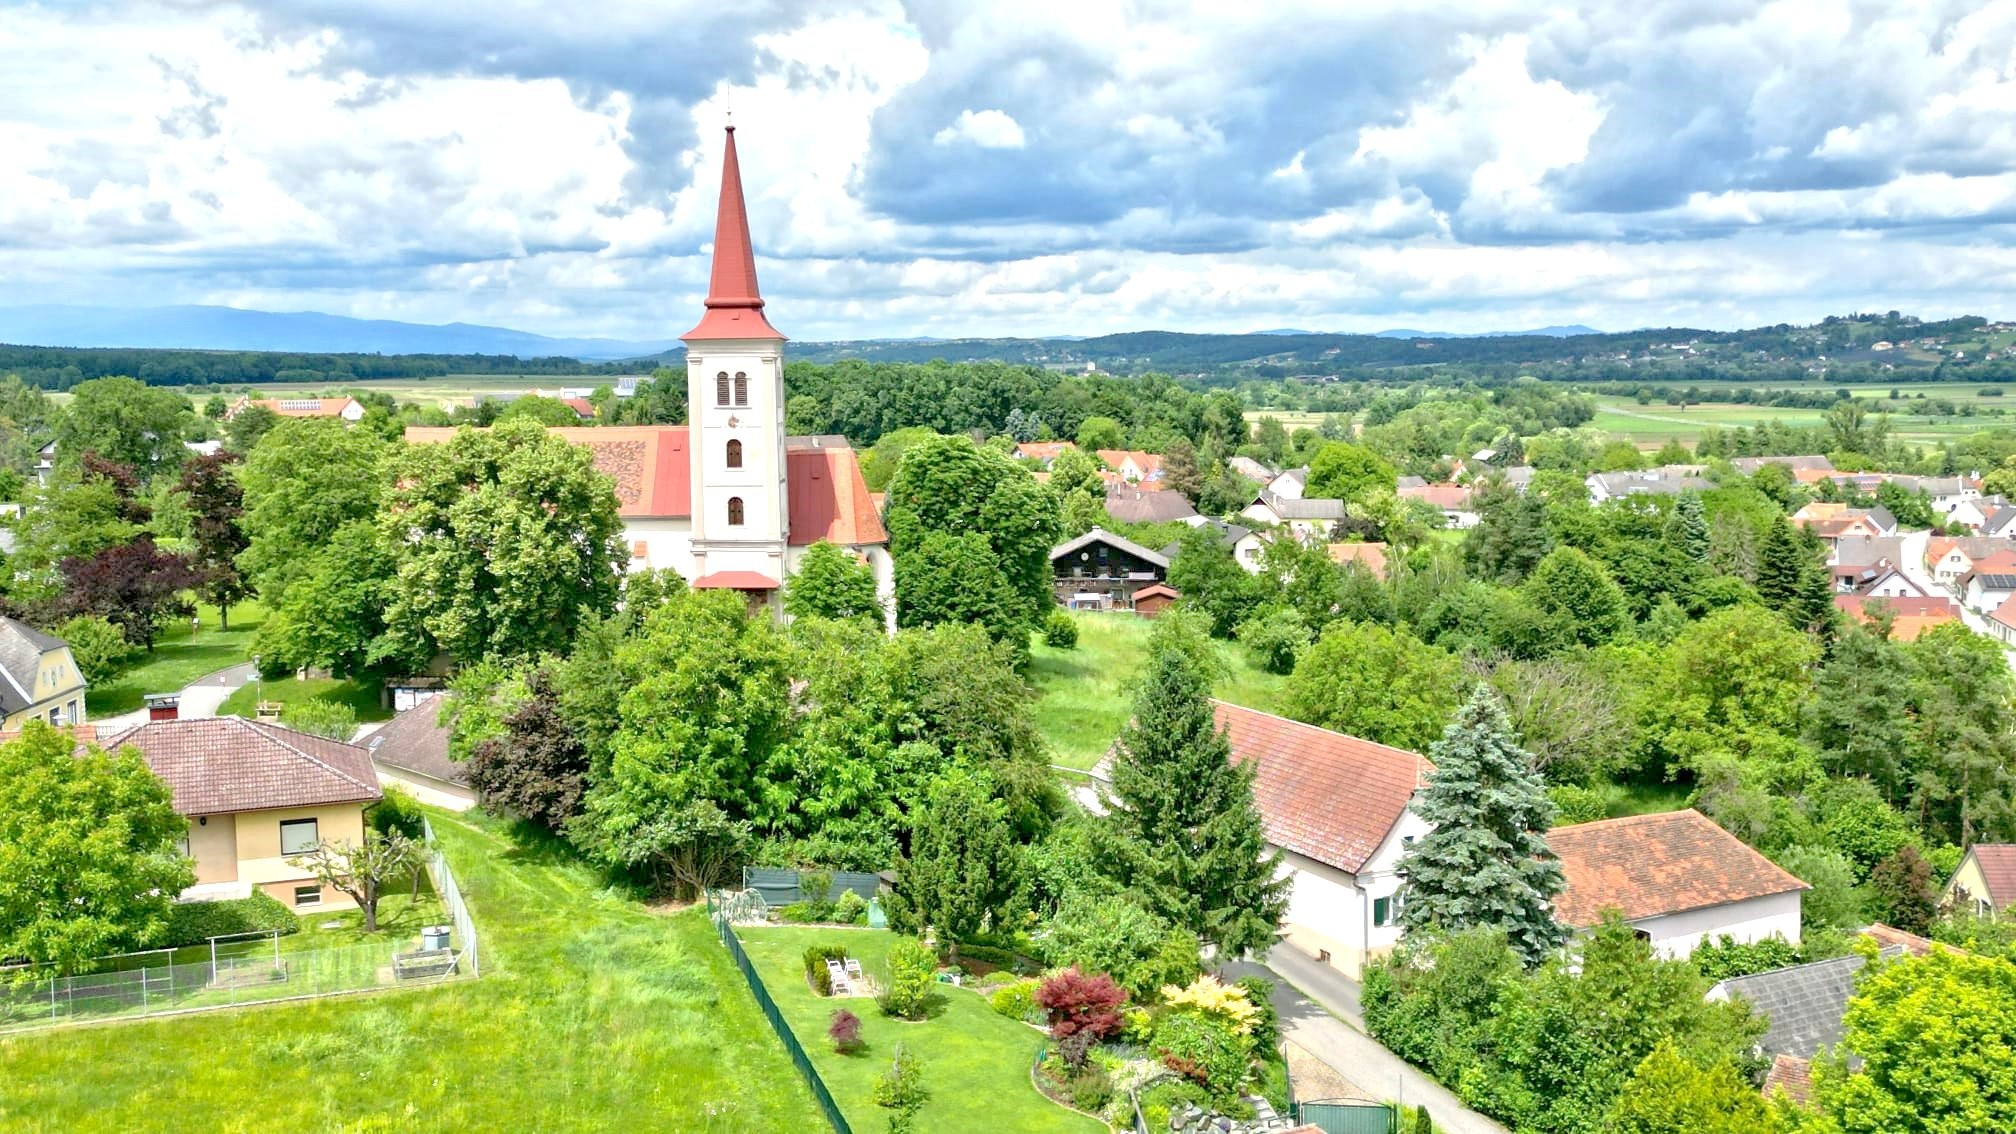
[{"left": 683, "top": 126, "right": 784, "bottom": 341}]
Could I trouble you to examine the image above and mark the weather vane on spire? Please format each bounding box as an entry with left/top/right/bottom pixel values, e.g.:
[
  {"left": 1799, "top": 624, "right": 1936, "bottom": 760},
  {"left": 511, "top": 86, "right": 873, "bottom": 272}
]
[{"left": 725, "top": 88, "right": 734, "bottom": 130}]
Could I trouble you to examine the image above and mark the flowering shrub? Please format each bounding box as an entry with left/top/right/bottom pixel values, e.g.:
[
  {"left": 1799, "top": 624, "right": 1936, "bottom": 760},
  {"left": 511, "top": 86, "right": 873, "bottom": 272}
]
[{"left": 1159, "top": 974, "right": 1260, "bottom": 1035}]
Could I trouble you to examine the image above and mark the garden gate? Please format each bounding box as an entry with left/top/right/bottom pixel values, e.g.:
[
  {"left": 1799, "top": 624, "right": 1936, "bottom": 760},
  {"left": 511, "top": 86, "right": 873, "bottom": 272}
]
[{"left": 1296, "top": 1099, "right": 1398, "bottom": 1134}]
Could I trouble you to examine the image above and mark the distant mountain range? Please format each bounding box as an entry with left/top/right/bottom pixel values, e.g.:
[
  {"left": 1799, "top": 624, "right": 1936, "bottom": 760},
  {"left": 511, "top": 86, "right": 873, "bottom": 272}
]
[
  {"left": 0, "top": 305, "right": 680, "bottom": 362},
  {"left": 1372, "top": 325, "right": 1602, "bottom": 339}
]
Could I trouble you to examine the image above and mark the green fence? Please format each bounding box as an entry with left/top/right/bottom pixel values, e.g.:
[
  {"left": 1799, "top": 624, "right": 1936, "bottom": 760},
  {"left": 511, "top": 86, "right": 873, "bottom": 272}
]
[
  {"left": 713, "top": 911, "right": 853, "bottom": 1134},
  {"left": 1297, "top": 1099, "right": 1399, "bottom": 1134}
]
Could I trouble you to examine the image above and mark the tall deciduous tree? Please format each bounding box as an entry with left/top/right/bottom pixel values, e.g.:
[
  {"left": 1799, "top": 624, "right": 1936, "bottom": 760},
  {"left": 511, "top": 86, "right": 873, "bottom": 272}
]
[
  {"left": 254, "top": 520, "right": 397, "bottom": 676},
  {"left": 1400, "top": 686, "right": 1566, "bottom": 966},
  {"left": 885, "top": 433, "right": 1060, "bottom": 650},
  {"left": 1167, "top": 523, "right": 1261, "bottom": 638},
  {"left": 1282, "top": 620, "right": 1465, "bottom": 752},
  {"left": 1903, "top": 621, "right": 2016, "bottom": 845},
  {"left": 785, "top": 540, "right": 883, "bottom": 625},
  {"left": 0, "top": 723, "right": 194, "bottom": 971},
  {"left": 176, "top": 451, "right": 250, "bottom": 628},
  {"left": 467, "top": 668, "right": 589, "bottom": 832},
  {"left": 237, "top": 418, "right": 391, "bottom": 605},
  {"left": 380, "top": 418, "right": 624, "bottom": 664},
  {"left": 60, "top": 536, "right": 197, "bottom": 650},
  {"left": 1608, "top": 1040, "right": 1785, "bottom": 1134},
  {"left": 55, "top": 377, "right": 191, "bottom": 481},
  {"left": 1103, "top": 641, "right": 1288, "bottom": 958},
  {"left": 900, "top": 767, "right": 1020, "bottom": 960},
  {"left": 1464, "top": 483, "right": 1556, "bottom": 585},
  {"left": 1047, "top": 446, "right": 1105, "bottom": 500},
  {"left": 1305, "top": 441, "right": 1397, "bottom": 505},
  {"left": 1811, "top": 949, "right": 2016, "bottom": 1133},
  {"left": 1523, "top": 546, "right": 1630, "bottom": 646}
]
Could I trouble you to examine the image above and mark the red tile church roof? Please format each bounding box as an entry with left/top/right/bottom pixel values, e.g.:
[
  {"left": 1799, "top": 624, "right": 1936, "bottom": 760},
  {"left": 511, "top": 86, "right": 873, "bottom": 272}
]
[
  {"left": 683, "top": 126, "right": 782, "bottom": 342},
  {"left": 1550, "top": 809, "right": 1808, "bottom": 927}
]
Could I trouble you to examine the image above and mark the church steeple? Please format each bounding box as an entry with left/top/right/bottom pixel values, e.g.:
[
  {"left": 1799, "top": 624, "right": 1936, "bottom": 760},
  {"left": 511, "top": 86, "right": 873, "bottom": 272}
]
[{"left": 683, "top": 125, "right": 783, "bottom": 341}]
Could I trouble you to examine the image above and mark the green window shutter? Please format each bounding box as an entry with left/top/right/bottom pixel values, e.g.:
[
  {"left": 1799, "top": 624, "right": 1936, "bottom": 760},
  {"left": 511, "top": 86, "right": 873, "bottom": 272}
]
[{"left": 1373, "top": 896, "right": 1391, "bottom": 927}]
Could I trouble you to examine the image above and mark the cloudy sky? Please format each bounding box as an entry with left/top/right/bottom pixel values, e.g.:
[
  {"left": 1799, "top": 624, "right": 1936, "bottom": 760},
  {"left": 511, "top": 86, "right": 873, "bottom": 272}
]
[{"left": 5, "top": 0, "right": 2016, "bottom": 341}]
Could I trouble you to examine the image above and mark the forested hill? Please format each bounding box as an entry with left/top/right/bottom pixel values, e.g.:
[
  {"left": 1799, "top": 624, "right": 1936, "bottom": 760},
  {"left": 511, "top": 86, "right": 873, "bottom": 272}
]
[{"left": 1, "top": 311, "right": 2006, "bottom": 388}]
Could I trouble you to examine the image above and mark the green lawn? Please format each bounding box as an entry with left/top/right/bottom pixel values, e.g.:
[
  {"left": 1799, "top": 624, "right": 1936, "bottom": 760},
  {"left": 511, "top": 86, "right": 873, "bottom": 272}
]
[
  {"left": 0, "top": 811, "right": 825, "bottom": 1132},
  {"left": 1030, "top": 611, "right": 1287, "bottom": 771},
  {"left": 86, "top": 600, "right": 267, "bottom": 717},
  {"left": 216, "top": 675, "right": 392, "bottom": 723},
  {"left": 735, "top": 926, "right": 1102, "bottom": 1134}
]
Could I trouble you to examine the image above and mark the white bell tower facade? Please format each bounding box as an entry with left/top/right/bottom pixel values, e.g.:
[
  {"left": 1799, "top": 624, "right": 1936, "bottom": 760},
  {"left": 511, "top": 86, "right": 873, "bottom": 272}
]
[{"left": 682, "top": 125, "right": 792, "bottom": 590}]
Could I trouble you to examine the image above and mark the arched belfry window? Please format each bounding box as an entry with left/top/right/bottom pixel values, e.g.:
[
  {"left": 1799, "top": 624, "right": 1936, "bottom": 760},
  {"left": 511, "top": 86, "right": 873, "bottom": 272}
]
[
  {"left": 727, "top": 496, "right": 745, "bottom": 526},
  {"left": 715, "top": 372, "right": 730, "bottom": 406},
  {"left": 733, "top": 372, "right": 749, "bottom": 407},
  {"left": 726, "top": 439, "right": 743, "bottom": 468}
]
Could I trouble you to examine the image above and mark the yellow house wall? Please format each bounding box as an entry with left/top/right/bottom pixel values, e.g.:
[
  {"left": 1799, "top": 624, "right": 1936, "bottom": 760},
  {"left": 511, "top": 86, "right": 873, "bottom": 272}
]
[
  {"left": 186, "top": 813, "right": 239, "bottom": 884},
  {"left": 231, "top": 803, "right": 369, "bottom": 911},
  {"left": 0, "top": 646, "right": 87, "bottom": 729},
  {"left": 1944, "top": 854, "right": 1996, "bottom": 913}
]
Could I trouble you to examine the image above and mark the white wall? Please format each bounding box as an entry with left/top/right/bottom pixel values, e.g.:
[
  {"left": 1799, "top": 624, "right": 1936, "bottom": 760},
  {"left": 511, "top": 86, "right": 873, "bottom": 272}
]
[
  {"left": 375, "top": 765, "right": 476, "bottom": 812},
  {"left": 1273, "top": 805, "right": 1429, "bottom": 979},
  {"left": 1635, "top": 891, "right": 1803, "bottom": 959},
  {"left": 1866, "top": 574, "right": 1924, "bottom": 598},
  {"left": 622, "top": 518, "right": 697, "bottom": 577}
]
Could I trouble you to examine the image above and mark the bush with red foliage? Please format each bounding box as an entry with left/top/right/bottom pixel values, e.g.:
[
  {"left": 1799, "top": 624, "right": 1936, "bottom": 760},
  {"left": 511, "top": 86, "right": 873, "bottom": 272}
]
[
  {"left": 1035, "top": 967, "right": 1128, "bottom": 1045},
  {"left": 828, "top": 1008, "right": 864, "bottom": 1054}
]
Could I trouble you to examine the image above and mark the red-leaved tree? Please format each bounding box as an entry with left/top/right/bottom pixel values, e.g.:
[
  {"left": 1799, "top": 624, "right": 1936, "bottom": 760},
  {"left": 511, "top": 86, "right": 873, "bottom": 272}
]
[
  {"left": 60, "top": 536, "right": 197, "bottom": 650},
  {"left": 1037, "top": 967, "right": 1127, "bottom": 1040}
]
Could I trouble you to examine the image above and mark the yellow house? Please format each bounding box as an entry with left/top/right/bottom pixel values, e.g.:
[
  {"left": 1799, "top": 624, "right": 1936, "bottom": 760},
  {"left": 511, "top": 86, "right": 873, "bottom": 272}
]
[
  {"left": 102, "top": 717, "right": 382, "bottom": 911},
  {"left": 0, "top": 616, "right": 87, "bottom": 730},
  {"left": 1942, "top": 844, "right": 2016, "bottom": 917}
]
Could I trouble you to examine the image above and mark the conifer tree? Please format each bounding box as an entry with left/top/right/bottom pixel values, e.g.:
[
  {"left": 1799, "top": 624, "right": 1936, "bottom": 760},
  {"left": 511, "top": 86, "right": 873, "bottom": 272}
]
[
  {"left": 1104, "top": 643, "right": 1288, "bottom": 957},
  {"left": 1754, "top": 514, "right": 1807, "bottom": 609},
  {"left": 1399, "top": 686, "right": 1566, "bottom": 966},
  {"left": 1665, "top": 493, "right": 1710, "bottom": 563},
  {"left": 901, "top": 766, "right": 1021, "bottom": 961}
]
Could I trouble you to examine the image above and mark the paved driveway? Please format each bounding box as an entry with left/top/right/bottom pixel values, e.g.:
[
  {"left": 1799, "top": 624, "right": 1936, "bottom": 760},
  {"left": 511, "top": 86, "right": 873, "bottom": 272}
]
[
  {"left": 92, "top": 661, "right": 257, "bottom": 732},
  {"left": 1226, "top": 948, "right": 1508, "bottom": 1134}
]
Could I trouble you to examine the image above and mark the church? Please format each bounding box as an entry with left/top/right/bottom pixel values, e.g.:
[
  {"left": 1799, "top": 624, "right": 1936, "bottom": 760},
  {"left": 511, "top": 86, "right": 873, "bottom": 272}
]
[{"left": 408, "top": 127, "right": 892, "bottom": 617}]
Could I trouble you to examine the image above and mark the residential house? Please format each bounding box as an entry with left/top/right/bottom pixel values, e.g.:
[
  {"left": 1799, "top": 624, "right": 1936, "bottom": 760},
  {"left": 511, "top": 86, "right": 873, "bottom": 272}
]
[
  {"left": 1327, "top": 541, "right": 1389, "bottom": 580},
  {"left": 1983, "top": 506, "right": 2016, "bottom": 541},
  {"left": 103, "top": 717, "right": 383, "bottom": 910},
  {"left": 364, "top": 692, "right": 474, "bottom": 811},
  {"left": 1395, "top": 475, "right": 1429, "bottom": 490},
  {"left": 1241, "top": 489, "right": 1347, "bottom": 540},
  {"left": 1226, "top": 456, "right": 1276, "bottom": 484},
  {"left": 1924, "top": 536, "right": 2007, "bottom": 584},
  {"left": 1050, "top": 528, "right": 1169, "bottom": 609},
  {"left": 1095, "top": 449, "right": 1164, "bottom": 488},
  {"left": 1833, "top": 594, "right": 1960, "bottom": 641},
  {"left": 1217, "top": 701, "right": 1433, "bottom": 979},
  {"left": 0, "top": 616, "right": 86, "bottom": 730},
  {"left": 1946, "top": 495, "right": 2009, "bottom": 532},
  {"left": 1827, "top": 537, "right": 1912, "bottom": 593},
  {"left": 1268, "top": 467, "right": 1309, "bottom": 500},
  {"left": 1730, "top": 455, "right": 1833, "bottom": 476},
  {"left": 226, "top": 395, "right": 366, "bottom": 423},
  {"left": 1585, "top": 469, "right": 1712, "bottom": 503},
  {"left": 33, "top": 439, "right": 55, "bottom": 486},
  {"left": 1942, "top": 844, "right": 2016, "bottom": 916},
  {"left": 1991, "top": 603, "right": 2016, "bottom": 647},
  {"left": 1397, "top": 483, "right": 1479, "bottom": 528},
  {"left": 1906, "top": 475, "right": 1981, "bottom": 515},
  {"left": 1796, "top": 504, "right": 1898, "bottom": 554},
  {"left": 1105, "top": 486, "right": 1199, "bottom": 525},
  {"left": 1961, "top": 548, "right": 2016, "bottom": 613},
  {"left": 1549, "top": 809, "right": 1807, "bottom": 958},
  {"left": 1016, "top": 441, "right": 1076, "bottom": 467},
  {"left": 1707, "top": 946, "right": 1906, "bottom": 1106},
  {"left": 1232, "top": 528, "right": 1270, "bottom": 573}
]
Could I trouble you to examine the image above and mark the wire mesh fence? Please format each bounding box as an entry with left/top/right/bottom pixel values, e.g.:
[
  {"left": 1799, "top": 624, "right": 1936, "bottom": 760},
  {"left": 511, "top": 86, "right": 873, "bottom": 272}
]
[
  {"left": 709, "top": 892, "right": 853, "bottom": 1134},
  {"left": 0, "top": 819, "right": 482, "bottom": 1034}
]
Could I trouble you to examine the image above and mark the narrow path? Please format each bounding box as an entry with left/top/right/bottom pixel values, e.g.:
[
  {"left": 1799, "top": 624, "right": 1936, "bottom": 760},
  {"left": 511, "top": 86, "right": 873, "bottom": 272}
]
[
  {"left": 93, "top": 661, "right": 258, "bottom": 731},
  {"left": 1225, "top": 949, "right": 1508, "bottom": 1134}
]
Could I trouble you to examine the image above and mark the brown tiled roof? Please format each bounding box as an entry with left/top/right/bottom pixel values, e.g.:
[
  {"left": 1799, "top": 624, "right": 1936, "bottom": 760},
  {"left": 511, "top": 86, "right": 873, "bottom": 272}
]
[
  {"left": 1549, "top": 809, "right": 1808, "bottom": 926},
  {"left": 1327, "top": 542, "right": 1389, "bottom": 580},
  {"left": 1398, "top": 483, "right": 1472, "bottom": 509},
  {"left": 1215, "top": 701, "right": 1432, "bottom": 875},
  {"left": 1966, "top": 845, "right": 2016, "bottom": 906},
  {"left": 1833, "top": 594, "right": 1960, "bottom": 641},
  {"left": 1860, "top": 923, "right": 1940, "bottom": 957},
  {"left": 785, "top": 445, "right": 887, "bottom": 546},
  {"left": 1016, "top": 441, "right": 1076, "bottom": 463},
  {"left": 365, "top": 693, "right": 463, "bottom": 786},
  {"left": 101, "top": 718, "right": 381, "bottom": 816},
  {"left": 1763, "top": 1054, "right": 1812, "bottom": 1106}
]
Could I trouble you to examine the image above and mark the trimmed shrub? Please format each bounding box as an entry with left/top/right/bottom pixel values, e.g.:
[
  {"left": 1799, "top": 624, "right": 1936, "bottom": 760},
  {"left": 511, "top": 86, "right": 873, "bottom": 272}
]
[
  {"left": 369, "top": 785, "right": 427, "bottom": 841},
  {"left": 1068, "top": 1066, "right": 1115, "bottom": 1112},
  {"left": 1043, "top": 610, "right": 1079, "bottom": 648},
  {"left": 160, "top": 893, "right": 299, "bottom": 948},
  {"left": 279, "top": 697, "right": 358, "bottom": 742},
  {"left": 828, "top": 1008, "right": 864, "bottom": 1054},
  {"left": 1546, "top": 784, "right": 1606, "bottom": 826},
  {"left": 988, "top": 978, "right": 1041, "bottom": 1022},
  {"left": 879, "top": 937, "right": 938, "bottom": 1019},
  {"left": 834, "top": 889, "right": 869, "bottom": 925},
  {"left": 1412, "top": 1104, "right": 1435, "bottom": 1134},
  {"left": 803, "top": 944, "right": 849, "bottom": 996},
  {"left": 1153, "top": 1009, "right": 1251, "bottom": 1097}
]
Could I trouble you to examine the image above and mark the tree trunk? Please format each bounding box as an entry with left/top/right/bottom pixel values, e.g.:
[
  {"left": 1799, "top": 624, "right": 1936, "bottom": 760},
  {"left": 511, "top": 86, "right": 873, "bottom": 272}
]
[{"left": 219, "top": 604, "right": 229, "bottom": 631}]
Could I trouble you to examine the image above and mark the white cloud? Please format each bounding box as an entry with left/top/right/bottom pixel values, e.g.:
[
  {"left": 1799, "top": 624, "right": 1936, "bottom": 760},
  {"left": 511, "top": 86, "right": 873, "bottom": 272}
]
[{"left": 931, "top": 108, "right": 1026, "bottom": 149}]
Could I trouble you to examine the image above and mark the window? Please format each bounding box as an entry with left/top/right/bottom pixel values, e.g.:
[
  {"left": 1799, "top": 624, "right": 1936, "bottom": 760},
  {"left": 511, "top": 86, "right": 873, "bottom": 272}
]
[
  {"left": 280, "top": 818, "right": 319, "bottom": 855},
  {"left": 1372, "top": 896, "right": 1392, "bottom": 927},
  {"left": 727, "top": 497, "right": 745, "bottom": 526},
  {"left": 715, "top": 372, "right": 730, "bottom": 406},
  {"left": 726, "top": 439, "right": 743, "bottom": 468},
  {"left": 293, "top": 885, "right": 322, "bottom": 908},
  {"left": 733, "top": 372, "right": 748, "bottom": 406}
]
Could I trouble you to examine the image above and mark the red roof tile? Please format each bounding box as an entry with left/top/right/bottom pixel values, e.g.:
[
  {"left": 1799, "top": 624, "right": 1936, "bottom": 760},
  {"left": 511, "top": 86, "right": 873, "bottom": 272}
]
[
  {"left": 1550, "top": 809, "right": 1808, "bottom": 926},
  {"left": 1763, "top": 1054, "right": 1812, "bottom": 1105},
  {"left": 692, "top": 570, "right": 781, "bottom": 590},
  {"left": 1833, "top": 594, "right": 1960, "bottom": 641},
  {"left": 683, "top": 126, "right": 783, "bottom": 342},
  {"left": 1398, "top": 483, "right": 1472, "bottom": 509},
  {"left": 1016, "top": 441, "right": 1076, "bottom": 463},
  {"left": 101, "top": 718, "right": 380, "bottom": 816},
  {"left": 1967, "top": 844, "right": 2016, "bottom": 906},
  {"left": 786, "top": 446, "right": 887, "bottom": 546},
  {"left": 1215, "top": 701, "right": 1432, "bottom": 875},
  {"left": 1327, "top": 542, "right": 1389, "bottom": 579},
  {"left": 1860, "top": 923, "right": 1940, "bottom": 957}
]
